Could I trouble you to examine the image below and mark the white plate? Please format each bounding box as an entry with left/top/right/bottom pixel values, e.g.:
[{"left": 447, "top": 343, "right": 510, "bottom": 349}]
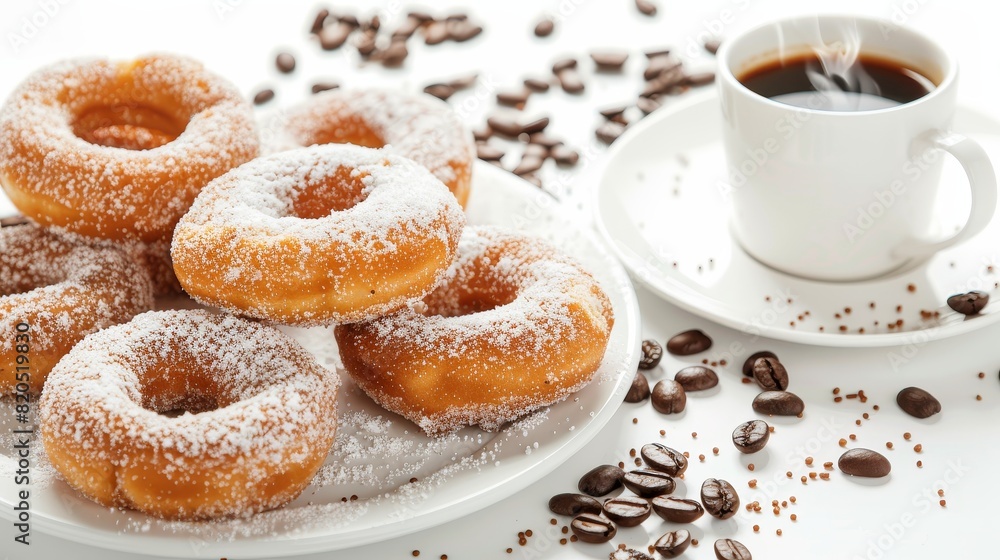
[
  {"left": 0, "top": 161, "right": 641, "bottom": 558},
  {"left": 595, "top": 91, "right": 1000, "bottom": 348}
]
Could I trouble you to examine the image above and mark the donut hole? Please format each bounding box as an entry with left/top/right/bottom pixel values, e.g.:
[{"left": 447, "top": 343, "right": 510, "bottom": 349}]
[
  {"left": 291, "top": 166, "right": 370, "bottom": 219},
  {"left": 137, "top": 366, "right": 231, "bottom": 417},
  {"left": 426, "top": 277, "right": 519, "bottom": 318},
  {"left": 301, "top": 113, "right": 385, "bottom": 150},
  {"left": 71, "top": 103, "right": 187, "bottom": 150}
]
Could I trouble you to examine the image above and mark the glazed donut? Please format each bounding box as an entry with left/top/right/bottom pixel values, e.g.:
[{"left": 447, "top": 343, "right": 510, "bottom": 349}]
[
  {"left": 0, "top": 54, "right": 259, "bottom": 243},
  {"left": 0, "top": 222, "right": 154, "bottom": 393},
  {"left": 171, "top": 144, "right": 466, "bottom": 326},
  {"left": 38, "top": 309, "right": 340, "bottom": 521},
  {"left": 335, "top": 226, "right": 615, "bottom": 436},
  {"left": 268, "top": 88, "right": 474, "bottom": 208}
]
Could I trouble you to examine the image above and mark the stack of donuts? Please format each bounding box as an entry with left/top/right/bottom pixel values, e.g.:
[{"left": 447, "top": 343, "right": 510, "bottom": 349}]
[{"left": 0, "top": 54, "right": 615, "bottom": 521}]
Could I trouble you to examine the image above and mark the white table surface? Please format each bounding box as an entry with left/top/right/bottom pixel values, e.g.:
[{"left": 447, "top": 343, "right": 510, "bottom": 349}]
[{"left": 3, "top": 0, "right": 1000, "bottom": 558}]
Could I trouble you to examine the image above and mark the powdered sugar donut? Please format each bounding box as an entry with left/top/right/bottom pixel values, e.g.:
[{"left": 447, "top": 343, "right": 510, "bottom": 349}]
[
  {"left": 335, "top": 226, "right": 615, "bottom": 436},
  {"left": 267, "top": 88, "right": 474, "bottom": 208},
  {"left": 0, "top": 54, "right": 259, "bottom": 243},
  {"left": 171, "top": 144, "right": 466, "bottom": 326},
  {"left": 39, "top": 309, "right": 340, "bottom": 521},
  {"left": 0, "top": 222, "right": 154, "bottom": 393}
]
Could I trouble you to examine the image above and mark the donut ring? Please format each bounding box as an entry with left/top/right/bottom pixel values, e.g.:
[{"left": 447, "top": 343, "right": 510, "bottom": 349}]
[
  {"left": 268, "top": 88, "right": 474, "bottom": 208},
  {"left": 0, "top": 222, "right": 154, "bottom": 393},
  {"left": 171, "top": 144, "right": 466, "bottom": 326},
  {"left": 0, "top": 54, "right": 259, "bottom": 243},
  {"left": 335, "top": 226, "right": 615, "bottom": 435},
  {"left": 38, "top": 310, "right": 340, "bottom": 521}
]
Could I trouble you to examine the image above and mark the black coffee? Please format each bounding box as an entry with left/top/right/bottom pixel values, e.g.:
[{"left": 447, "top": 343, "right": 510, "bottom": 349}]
[{"left": 738, "top": 51, "right": 935, "bottom": 111}]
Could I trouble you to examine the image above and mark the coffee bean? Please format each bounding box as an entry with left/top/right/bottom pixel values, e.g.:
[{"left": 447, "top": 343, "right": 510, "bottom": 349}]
[
  {"left": 742, "top": 351, "right": 777, "bottom": 377},
  {"left": 591, "top": 51, "right": 629, "bottom": 71},
  {"left": 701, "top": 478, "right": 739, "bottom": 519},
  {"left": 486, "top": 115, "right": 523, "bottom": 138},
  {"left": 337, "top": 14, "right": 359, "bottom": 27},
  {"left": 638, "top": 339, "right": 663, "bottom": 370},
  {"left": 578, "top": 464, "right": 624, "bottom": 497},
  {"left": 497, "top": 90, "right": 529, "bottom": 108},
  {"left": 275, "top": 52, "right": 296, "bottom": 73},
  {"left": 309, "top": 8, "right": 329, "bottom": 34},
  {"left": 523, "top": 143, "right": 549, "bottom": 159},
  {"left": 311, "top": 82, "right": 340, "bottom": 94},
  {"left": 252, "top": 88, "right": 275, "bottom": 105},
  {"left": 752, "top": 357, "right": 789, "bottom": 390},
  {"left": 595, "top": 121, "right": 626, "bottom": 144},
  {"left": 472, "top": 126, "right": 492, "bottom": 142},
  {"left": 622, "top": 469, "right": 675, "bottom": 498},
  {"left": 551, "top": 145, "right": 579, "bottom": 166},
  {"left": 947, "top": 291, "right": 989, "bottom": 315},
  {"left": 642, "top": 68, "right": 686, "bottom": 97},
  {"left": 527, "top": 132, "right": 562, "bottom": 148},
  {"left": 650, "top": 496, "right": 704, "bottom": 523},
  {"left": 391, "top": 16, "right": 421, "bottom": 40},
  {"left": 423, "top": 83, "right": 455, "bottom": 101},
  {"left": 521, "top": 117, "right": 550, "bottom": 134},
  {"left": 534, "top": 18, "right": 555, "bottom": 37},
  {"left": 379, "top": 40, "right": 408, "bottom": 67},
  {"left": 643, "top": 54, "right": 682, "bottom": 80},
  {"left": 752, "top": 391, "right": 804, "bottom": 416},
  {"left": 319, "top": 20, "right": 353, "bottom": 50},
  {"left": 635, "top": 0, "right": 658, "bottom": 16},
  {"left": 641, "top": 443, "right": 688, "bottom": 476},
  {"left": 637, "top": 96, "right": 661, "bottom": 115},
  {"left": 684, "top": 71, "right": 716, "bottom": 86},
  {"left": 524, "top": 77, "right": 551, "bottom": 92},
  {"left": 356, "top": 31, "right": 377, "bottom": 57},
  {"left": 732, "top": 420, "right": 770, "bottom": 454},
  {"left": 447, "top": 73, "right": 479, "bottom": 90},
  {"left": 423, "top": 21, "right": 450, "bottom": 45},
  {"left": 675, "top": 366, "right": 718, "bottom": 391},
  {"left": 514, "top": 155, "right": 544, "bottom": 176},
  {"left": 407, "top": 10, "right": 434, "bottom": 23},
  {"left": 838, "top": 448, "right": 891, "bottom": 478},
  {"left": 714, "top": 538, "right": 752, "bottom": 560},
  {"left": 625, "top": 371, "right": 650, "bottom": 403},
  {"left": 449, "top": 21, "right": 482, "bottom": 42},
  {"left": 363, "top": 15, "right": 380, "bottom": 32},
  {"left": 654, "top": 529, "right": 692, "bottom": 558},
  {"left": 548, "top": 493, "right": 602, "bottom": 516},
  {"left": 570, "top": 513, "right": 617, "bottom": 544},
  {"left": 704, "top": 38, "right": 722, "bottom": 55},
  {"left": 896, "top": 387, "right": 941, "bottom": 419},
  {"left": 603, "top": 496, "right": 651, "bottom": 527},
  {"left": 556, "top": 69, "right": 585, "bottom": 93},
  {"left": 651, "top": 379, "right": 686, "bottom": 414},
  {"left": 552, "top": 58, "right": 578, "bottom": 73},
  {"left": 666, "top": 329, "right": 713, "bottom": 355},
  {"left": 476, "top": 144, "right": 504, "bottom": 161}
]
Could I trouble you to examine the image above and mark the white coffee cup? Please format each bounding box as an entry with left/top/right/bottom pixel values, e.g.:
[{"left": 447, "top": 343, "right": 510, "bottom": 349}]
[{"left": 718, "top": 15, "right": 997, "bottom": 281}]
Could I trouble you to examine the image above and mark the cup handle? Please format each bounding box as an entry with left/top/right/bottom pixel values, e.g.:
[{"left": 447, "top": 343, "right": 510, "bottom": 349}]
[{"left": 893, "top": 130, "right": 997, "bottom": 259}]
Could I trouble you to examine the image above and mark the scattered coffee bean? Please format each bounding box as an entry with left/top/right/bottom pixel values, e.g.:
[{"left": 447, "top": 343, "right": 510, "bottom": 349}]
[
  {"left": 311, "top": 81, "right": 340, "bottom": 94},
  {"left": 450, "top": 21, "right": 483, "bottom": 42},
  {"left": 275, "top": 52, "right": 296, "bottom": 73},
  {"left": 752, "top": 357, "right": 789, "bottom": 390},
  {"left": 552, "top": 58, "right": 578, "bottom": 73},
  {"left": 379, "top": 39, "right": 409, "bottom": 67},
  {"left": 447, "top": 73, "right": 479, "bottom": 90},
  {"left": 319, "top": 20, "right": 354, "bottom": 50},
  {"left": 742, "top": 351, "right": 777, "bottom": 377},
  {"left": 838, "top": 448, "right": 891, "bottom": 478},
  {"left": 642, "top": 68, "right": 687, "bottom": 97},
  {"left": 675, "top": 366, "right": 718, "bottom": 391},
  {"left": 578, "top": 464, "right": 625, "bottom": 497},
  {"left": 704, "top": 38, "right": 722, "bottom": 55},
  {"left": 701, "top": 478, "right": 740, "bottom": 519},
  {"left": 524, "top": 143, "right": 549, "bottom": 159},
  {"left": 655, "top": 529, "right": 692, "bottom": 558},
  {"left": 638, "top": 339, "right": 663, "bottom": 369},
  {"left": 356, "top": 31, "right": 378, "bottom": 57},
  {"left": 595, "top": 121, "right": 626, "bottom": 144},
  {"left": 622, "top": 469, "right": 675, "bottom": 498},
  {"left": 625, "top": 371, "right": 650, "bottom": 403},
  {"left": 896, "top": 387, "right": 941, "bottom": 418},
  {"left": 407, "top": 10, "right": 434, "bottom": 23},
  {"left": 309, "top": 8, "right": 329, "bottom": 34},
  {"left": 476, "top": 144, "right": 504, "bottom": 161},
  {"left": 497, "top": 89, "right": 530, "bottom": 108},
  {"left": 514, "top": 154, "right": 544, "bottom": 175},
  {"left": 521, "top": 117, "right": 550, "bottom": 134},
  {"left": 391, "top": 17, "right": 420, "bottom": 40},
  {"left": 556, "top": 68, "right": 585, "bottom": 93},
  {"left": 643, "top": 54, "right": 682, "bottom": 81},
  {"left": 570, "top": 513, "right": 617, "bottom": 544},
  {"left": 486, "top": 115, "right": 524, "bottom": 138},
  {"left": 683, "top": 71, "right": 716, "bottom": 86},
  {"left": 641, "top": 443, "right": 688, "bottom": 476},
  {"left": 752, "top": 391, "right": 805, "bottom": 416},
  {"left": 472, "top": 126, "right": 492, "bottom": 142},
  {"left": 524, "top": 77, "right": 551, "bottom": 92},
  {"left": 651, "top": 496, "right": 704, "bottom": 523},
  {"left": 548, "top": 493, "right": 603, "bottom": 516},
  {"left": 423, "top": 83, "right": 455, "bottom": 101},
  {"left": 534, "top": 18, "right": 555, "bottom": 37},
  {"left": 636, "top": 96, "right": 661, "bottom": 115},
  {"left": 947, "top": 291, "right": 989, "bottom": 315},
  {"left": 527, "top": 132, "right": 562, "bottom": 147},
  {"left": 714, "top": 538, "right": 752, "bottom": 560},
  {"left": 599, "top": 105, "right": 629, "bottom": 120},
  {"left": 422, "top": 20, "right": 450, "bottom": 45},
  {"left": 252, "top": 88, "right": 275, "bottom": 105},
  {"left": 666, "top": 329, "right": 713, "bottom": 355},
  {"left": 551, "top": 144, "right": 580, "bottom": 165},
  {"left": 732, "top": 420, "right": 770, "bottom": 454},
  {"left": 603, "top": 495, "right": 651, "bottom": 527},
  {"left": 591, "top": 51, "right": 629, "bottom": 71},
  {"left": 651, "top": 379, "right": 686, "bottom": 414},
  {"left": 635, "top": 0, "right": 658, "bottom": 16}
]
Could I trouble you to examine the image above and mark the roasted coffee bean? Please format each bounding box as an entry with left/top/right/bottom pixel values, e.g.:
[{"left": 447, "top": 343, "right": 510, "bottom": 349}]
[
  {"left": 552, "top": 58, "right": 578, "bottom": 73},
  {"left": 752, "top": 391, "right": 804, "bottom": 416},
  {"left": 551, "top": 145, "right": 579, "bottom": 165},
  {"left": 655, "top": 529, "right": 692, "bottom": 558},
  {"left": 527, "top": 132, "right": 562, "bottom": 148},
  {"left": 521, "top": 117, "right": 550, "bottom": 134},
  {"left": 742, "top": 350, "right": 777, "bottom": 377},
  {"left": 701, "top": 478, "right": 739, "bottom": 519},
  {"left": 947, "top": 291, "right": 989, "bottom": 315},
  {"left": 675, "top": 365, "right": 718, "bottom": 391},
  {"left": 666, "top": 329, "right": 713, "bottom": 355},
  {"left": 651, "top": 379, "right": 686, "bottom": 414},
  {"left": 514, "top": 155, "right": 544, "bottom": 176},
  {"left": 524, "top": 77, "right": 551, "bottom": 92},
  {"left": 363, "top": 15, "right": 380, "bottom": 32},
  {"left": 578, "top": 464, "right": 624, "bottom": 496},
  {"left": 595, "top": 121, "right": 626, "bottom": 144},
  {"left": 591, "top": 51, "right": 629, "bottom": 71},
  {"left": 556, "top": 69, "right": 585, "bottom": 93},
  {"left": 838, "top": 448, "right": 891, "bottom": 478},
  {"left": 311, "top": 82, "right": 340, "bottom": 94},
  {"left": 275, "top": 52, "right": 296, "bottom": 73},
  {"left": 704, "top": 38, "right": 722, "bottom": 55},
  {"left": 638, "top": 339, "right": 663, "bottom": 369},
  {"left": 534, "top": 18, "right": 555, "bottom": 37},
  {"left": 642, "top": 68, "right": 686, "bottom": 97},
  {"left": 497, "top": 90, "right": 530, "bottom": 108},
  {"left": 472, "top": 126, "right": 492, "bottom": 142},
  {"left": 486, "top": 115, "right": 523, "bottom": 138},
  {"left": 319, "top": 20, "right": 353, "bottom": 50},
  {"left": 252, "top": 88, "right": 275, "bottom": 105},
  {"left": 732, "top": 420, "right": 769, "bottom": 454},
  {"left": 603, "top": 495, "right": 651, "bottom": 527},
  {"left": 641, "top": 443, "right": 687, "bottom": 476},
  {"left": 523, "top": 143, "right": 549, "bottom": 159},
  {"left": 635, "top": 0, "right": 658, "bottom": 16},
  {"left": 356, "top": 31, "right": 378, "bottom": 57},
  {"left": 714, "top": 538, "right": 752, "bottom": 560},
  {"left": 599, "top": 106, "right": 628, "bottom": 121},
  {"left": 475, "top": 144, "right": 504, "bottom": 161},
  {"left": 622, "top": 469, "right": 675, "bottom": 498},
  {"left": 637, "top": 96, "right": 661, "bottom": 115},
  {"left": 309, "top": 8, "right": 329, "bottom": 34},
  {"left": 643, "top": 54, "right": 682, "bottom": 80},
  {"left": 752, "top": 357, "right": 788, "bottom": 390},
  {"left": 447, "top": 73, "right": 479, "bottom": 90},
  {"left": 570, "top": 513, "right": 617, "bottom": 544},
  {"left": 684, "top": 71, "right": 716, "bottom": 86},
  {"left": 548, "top": 493, "right": 602, "bottom": 516},
  {"left": 391, "top": 16, "right": 421, "bottom": 40},
  {"left": 407, "top": 10, "right": 434, "bottom": 23},
  {"left": 423, "top": 83, "right": 455, "bottom": 101},
  {"left": 896, "top": 387, "right": 941, "bottom": 419},
  {"left": 625, "top": 371, "right": 650, "bottom": 403},
  {"left": 423, "top": 21, "right": 450, "bottom": 45},
  {"left": 651, "top": 496, "right": 704, "bottom": 523},
  {"left": 449, "top": 21, "right": 482, "bottom": 42},
  {"left": 379, "top": 40, "right": 408, "bottom": 67}
]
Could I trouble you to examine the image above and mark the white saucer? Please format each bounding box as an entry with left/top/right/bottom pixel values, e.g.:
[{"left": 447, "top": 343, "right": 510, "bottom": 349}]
[{"left": 595, "top": 91, "right": 1000, "bottom": 348}]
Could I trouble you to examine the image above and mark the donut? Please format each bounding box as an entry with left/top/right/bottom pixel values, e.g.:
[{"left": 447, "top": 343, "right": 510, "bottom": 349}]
[
  {"left": 267, "top": 88, "right": 474, "bottom": 208},
  {"left": 0, "top": 222, "right": 154, "bottom": 394},
  {"left": 0, "top": 54, "right": 259, "bottom": 243},
  {"left": 334, "top": 226, "right": 615, "bottom": 436},
  {"left": 171, "top": 144, "right": 466, "bottom": 326},
  {"left": 38, "top": 309, "right": 340, "bottom": 521}
]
